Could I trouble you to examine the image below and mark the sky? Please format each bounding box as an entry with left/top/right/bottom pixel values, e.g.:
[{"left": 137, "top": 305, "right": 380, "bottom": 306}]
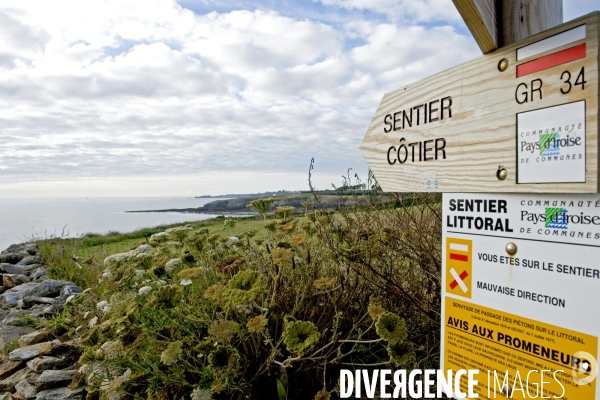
[{"left": 0, "top": 0, "right": 596, "bottom": 197}]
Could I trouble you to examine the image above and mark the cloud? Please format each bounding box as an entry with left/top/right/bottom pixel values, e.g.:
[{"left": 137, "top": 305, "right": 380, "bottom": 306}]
[
  {"left": 0, "top": 0, "right": 479, "bottom": 196},
  {"left": 314, "top": 0, "right": 462, "bottom": 23},
  {"left": 0, "top": 9, "right": 47, "bottom": 70},
  {"left": 186, "top": 10, "right": 344, "bottom": 73}
]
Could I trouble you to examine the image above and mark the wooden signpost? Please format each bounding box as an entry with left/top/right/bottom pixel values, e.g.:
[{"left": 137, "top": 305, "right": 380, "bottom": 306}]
[
  {"left": 360, "top": 12, "right": 598, "bottom": 193},
  {"left": 360, "top": 2, "right": 600, "bottom": 399}
]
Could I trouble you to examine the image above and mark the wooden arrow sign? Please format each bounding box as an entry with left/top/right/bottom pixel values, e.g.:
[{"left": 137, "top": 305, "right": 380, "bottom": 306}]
[{"left": 360, "top": 12, "right": 599, "bottom": 193}]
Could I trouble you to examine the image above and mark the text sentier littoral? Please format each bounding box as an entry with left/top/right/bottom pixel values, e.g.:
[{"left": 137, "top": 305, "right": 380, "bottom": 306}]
[{"left": 447, "top": 198, "right": 513, "bottom": 233}]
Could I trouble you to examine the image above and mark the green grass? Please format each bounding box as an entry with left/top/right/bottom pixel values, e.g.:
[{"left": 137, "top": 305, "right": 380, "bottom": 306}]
[{"left": 37, "top": 213, "right": 310, "bottom": 289}]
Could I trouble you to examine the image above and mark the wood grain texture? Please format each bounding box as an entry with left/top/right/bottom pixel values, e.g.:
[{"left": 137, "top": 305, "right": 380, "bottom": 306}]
[
  {"left": 499, "top": 0, "right": 563, "bottom": 46},
  {"left": 360, "top": 12, "right": 599, "bottom": 194},
  {"left": 453, "top": 0, "right": 498, "bottom": 53}
]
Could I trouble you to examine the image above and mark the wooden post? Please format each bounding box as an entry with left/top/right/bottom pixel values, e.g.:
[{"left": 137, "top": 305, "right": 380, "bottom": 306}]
[
  {"left": 452, "top": 0, "right": 498, "bottom": 53},
  {"left": 453, "top": 0, "right": 563, "bottom": 54},
  {"left": 498, "top": 0, "right": 563, "bottom": 46}
]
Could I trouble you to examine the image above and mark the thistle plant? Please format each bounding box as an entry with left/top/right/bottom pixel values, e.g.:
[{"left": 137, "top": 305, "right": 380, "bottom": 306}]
[
  {"left": 387, "top": 341, "right": 416, "bottom": 369},
  {"left": 208, "top": 345, "right": 240, "bottom": 377},
  {"left": 283, "top": 320, "right": 320, "bottom": 355},
  {"left": 223, "top": 269, "right": 266, "bottom": 307},
  {"left": 209, "top": 319, "right": 238, "bottom": 343},
  {"left": 300, "top": 201, "right": 312, "bottom": 213},
  {"left": 247, "top": 315, "right": 268, "bottom": 333},
  {"left": 375, "top": 312, "right": 407, "bottom": 344},
  {"left": 246, "top": 198, "right": 276, "bottom": 224},
  {"left": 274, "top": 206, "right": 295, "bottom": 221}
]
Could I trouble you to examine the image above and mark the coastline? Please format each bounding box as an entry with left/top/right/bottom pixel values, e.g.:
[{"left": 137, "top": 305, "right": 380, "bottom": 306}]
[
  {"left": 125, "top": 194, "right": 364, "bottom": 214},
  {"left": 0, "top": 197, "right": 224, "bottom": 251}
]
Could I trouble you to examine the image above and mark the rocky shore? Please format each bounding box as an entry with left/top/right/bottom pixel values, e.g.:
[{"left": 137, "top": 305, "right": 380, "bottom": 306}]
[
  {"left": 127, "top": 194, "right": 364, "bottom": 214},
  {"left": 0, "top": 243, "right": 85, "bottom": 399}
]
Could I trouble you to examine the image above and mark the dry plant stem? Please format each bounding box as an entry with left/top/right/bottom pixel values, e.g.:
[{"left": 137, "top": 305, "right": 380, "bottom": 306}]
[
  {"left": 356, "top": 259, "right": 439, "bottom": 320},
  {"left": 338, "top": 338, "right": 382, "bottom": 344},
  {"left": 322, "top": 361, "right": 327, "bottom": 389},
  {"left": 172, "top": 309, "right": 210, "bottom": 324},
  {"left": 308, "top": 158, "right": 324, "bottom": 209},
  {"left": 340, "top": 361, "right": 391, "bottom": 367}
]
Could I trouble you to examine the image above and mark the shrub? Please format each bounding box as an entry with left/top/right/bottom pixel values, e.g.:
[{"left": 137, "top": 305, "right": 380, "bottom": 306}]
[{"left": 40, "top": 177, "right": 442, "bottom": 398}]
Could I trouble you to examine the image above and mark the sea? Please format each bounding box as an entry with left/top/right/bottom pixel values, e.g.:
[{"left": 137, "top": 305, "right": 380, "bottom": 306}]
[{"left": 0, "top": 197, "right": 235, "bottom": 250}]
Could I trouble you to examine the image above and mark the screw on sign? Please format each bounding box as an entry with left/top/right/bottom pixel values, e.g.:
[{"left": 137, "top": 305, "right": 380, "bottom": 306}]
[{"left": 445, "top": 238, "right": 472, "bottom": 299}]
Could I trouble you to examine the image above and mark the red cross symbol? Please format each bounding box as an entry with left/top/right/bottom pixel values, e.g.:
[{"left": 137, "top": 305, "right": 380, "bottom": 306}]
[{"left": 449, "top": 269, "right": 469, "bottom": 291}]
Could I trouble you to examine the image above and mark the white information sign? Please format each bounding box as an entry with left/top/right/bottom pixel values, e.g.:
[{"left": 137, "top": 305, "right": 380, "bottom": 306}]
[
  {"left": 441, "top": 193, "right": 600, "bottom": 399},
  {"left": 517, "top": 101, "right": 586, "bottom": 184}
]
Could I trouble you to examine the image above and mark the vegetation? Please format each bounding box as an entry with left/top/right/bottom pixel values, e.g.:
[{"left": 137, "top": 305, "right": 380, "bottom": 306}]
[
  {"left": 246, "top": 198, "right": 276, "bottom": 224},
  {"left": 38, "top": 181, "right": 442, "bottom": 399}
]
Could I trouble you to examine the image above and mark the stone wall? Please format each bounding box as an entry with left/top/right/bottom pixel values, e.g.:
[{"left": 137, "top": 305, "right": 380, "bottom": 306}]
[{"left": 0, "top": 243, "right": 85, "bottom": 399}]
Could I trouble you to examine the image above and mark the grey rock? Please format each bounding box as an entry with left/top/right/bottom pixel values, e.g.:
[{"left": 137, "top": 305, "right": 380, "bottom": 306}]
[
  {"left": 0, "top": 359, "right": 24, "bottom": 379},
  {"left": 34, "top": 387, "right": 84, "bottom": 400},
  {"left": 16, "top": 380, "right": 37, "bottom": 399},
  {"left": 0, "top": 263, "right": 32, "bottom": 275},
  {"left": 9, "top": 340, "right": 79, "bottom": 362},
  {"left": 36, "top": 370, "right": 77, "bottom": 390},
  {"left": 30, "top": 268, "right": 47, "bottom": 281},
  {"left": 41, "top": 302, "right": 64, "bottom": 314},
  {"left": 17, "top": 256, "right": 41, "bottom": 266},
  {"left": 19, "top": 330, "right": 49, "bottom": 347},
  {"left": 0, "top": 253, "right": 24, "bottom": 264},
  {"left": 1, "top": 244, "right": 23, "bottom": 254},
  {"left": 2, "top": 282, "right": 41, "bottom": 306},
  {"left": 23, "top": 296, "right": 55, "bottom": 308},
  {"left": 2, "top": 273, "right": 30, "bottom": 287},
  {"left": 0, "top": 367, "right": 37, "bottom": 392},
  {"left": 9, "top": 282, "right": 40, "bottom": 293},
  {"left": 2, "top": 243, "right": 37, "bottom": 255},
  {"left": 2, "top": 308, "right": 45, "bottom": 327},
  {"left": 0, "top": 392, "right": 10, "bottom": 400},
  {"left": 41, "top": 301, "right": 64, "bottom": 314},
  {"left": 24, "top": 243, "right": 40, "bottom": 252},
  {"left": 9, "top": 342, "right": 46, "bottom": 361},
  {"left": 25, "top": 280, "right": 70, "bottom": 298},
  {"left": 2, "top": 291, "right": 26, "bottom": 307},
  {"left": 0, "top": 287, "right": 5, "bottom": 295},
  {"left": 26, "top": 356, "right": 71, "bottom": 373},
  {"left": 60, "top": 285, "right": 82, "bottom": 296},
  {"left": 28, "top": 341, "right": 82, "bottom": 362},
  {"left": 0, "top": 325, "right": 35, "bottom": 350}
]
